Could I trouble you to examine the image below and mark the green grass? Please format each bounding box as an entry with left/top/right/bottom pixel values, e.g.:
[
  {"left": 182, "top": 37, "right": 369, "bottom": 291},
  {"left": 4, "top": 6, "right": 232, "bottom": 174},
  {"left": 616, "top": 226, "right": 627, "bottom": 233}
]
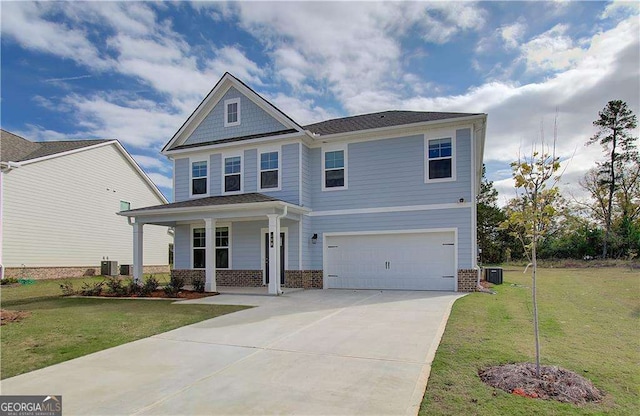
[
  {"left": 0, "top": 275, "right": 249, "bottom": 379},
  {"left": 420, "top": 267, "right": 640, "bottom": 415}
]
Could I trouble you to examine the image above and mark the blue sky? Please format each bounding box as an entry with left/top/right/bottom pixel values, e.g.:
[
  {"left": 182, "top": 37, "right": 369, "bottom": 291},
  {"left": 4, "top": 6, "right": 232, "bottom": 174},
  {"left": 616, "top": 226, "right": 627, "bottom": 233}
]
[{"left": 1, "top": 1, "right": 639, "bottom": 203}]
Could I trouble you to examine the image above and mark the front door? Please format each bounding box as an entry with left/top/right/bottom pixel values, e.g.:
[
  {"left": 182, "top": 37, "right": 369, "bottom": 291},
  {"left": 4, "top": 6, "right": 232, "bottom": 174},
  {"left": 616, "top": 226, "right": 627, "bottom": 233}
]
[{"left": 264, "top": 232, "right": 285, "bottom": 284}]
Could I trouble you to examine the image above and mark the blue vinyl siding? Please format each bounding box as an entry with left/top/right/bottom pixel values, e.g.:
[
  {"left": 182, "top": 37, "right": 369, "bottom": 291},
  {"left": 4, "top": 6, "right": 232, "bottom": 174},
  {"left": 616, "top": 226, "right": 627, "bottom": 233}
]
[
  {"left": 308, "top": 208, "right": 472, "bottom": 270},
  {"left": 183, "top": 87, "right": 288, "bottom": 146},
  {"left": 259, "top": 143, "right": 299, "bottom": 205},
  {"left": 301, "top": 144, "right": 311, "bottom": 208},
  {"left": 244, "top": 149, "right": 258, "bottom": 192},
  {"left": 231, "top": 219, "right": 299, "bottom": 270},
  {"left": 174, "top": 158, "right": 189, "bottom": 202},
  {"left": 174, "top": 225, "right": 190, "bottom": 269},
  {"left": 310, "top": 129, "right": 472, "bottom": 210},
  {"left": 210, "top": 153, "right": 221, "bottom": 196}
]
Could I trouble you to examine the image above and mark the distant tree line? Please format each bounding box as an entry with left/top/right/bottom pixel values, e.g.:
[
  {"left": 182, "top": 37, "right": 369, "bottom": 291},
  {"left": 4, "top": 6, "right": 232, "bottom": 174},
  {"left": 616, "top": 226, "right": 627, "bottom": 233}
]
[{"left": 478, "top": 100, "right": 639, "bottom": 264}]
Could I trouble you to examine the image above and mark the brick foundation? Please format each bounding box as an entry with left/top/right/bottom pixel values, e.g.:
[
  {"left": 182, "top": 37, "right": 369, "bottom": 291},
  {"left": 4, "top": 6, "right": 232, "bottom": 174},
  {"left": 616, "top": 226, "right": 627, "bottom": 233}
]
[
  {"left": 284, "top": 270, "right": 323, "bottom": 289},
  {"left": 457, "top": 269, "right": 479, "bottom": 292},
  {"left": 170, "top": 269, "right": 204, "bottom": 285},
  {"left": 171, "top": 269, "right": 263, "bottom": 287},
  {"left": 4, "top": 265, "right": 170, "bottom": 280}
]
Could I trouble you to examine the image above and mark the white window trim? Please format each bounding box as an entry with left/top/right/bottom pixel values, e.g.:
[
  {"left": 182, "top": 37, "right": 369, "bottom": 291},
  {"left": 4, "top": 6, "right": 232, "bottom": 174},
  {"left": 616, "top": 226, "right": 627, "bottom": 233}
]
[
  {"left": 321, "top": 144, "right": 348, "bottom": 191},
  {"left": 224, "top": 98, "right": 241, "bottom": 127},
  {"left": 189, "top": 156, "right": 209, "bottom": 198},
  {"left": 257, "top": 146, "right": 282, "bottom": 192},
  {"left": 260, "top": 227, "right": 288, "bottom": 285},
  {"left": 424, "top": 132, "right": 456, "bottom": 183},
  {"left": 190, "top": 223, "right": 232, "bottom": 270},
  {"left": 222, "top": 151, "right": 244, "bottom": 195}
]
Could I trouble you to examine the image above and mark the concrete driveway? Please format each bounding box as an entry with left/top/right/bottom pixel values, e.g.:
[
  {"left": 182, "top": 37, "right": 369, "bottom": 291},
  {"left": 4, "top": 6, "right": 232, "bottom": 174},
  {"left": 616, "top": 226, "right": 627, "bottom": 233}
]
[{"left": 0, "top": 289, "right": 464, "bottom": 415}]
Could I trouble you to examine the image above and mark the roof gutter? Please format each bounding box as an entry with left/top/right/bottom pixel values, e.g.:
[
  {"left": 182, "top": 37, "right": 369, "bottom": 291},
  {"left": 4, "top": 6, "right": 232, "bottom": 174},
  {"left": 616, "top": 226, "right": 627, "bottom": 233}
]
[
  {"left": 117, "top": 200, "right": 310, "bottom": 217},
  {"left": 0, "top": 161, "right": 21, "bottom": 173}
]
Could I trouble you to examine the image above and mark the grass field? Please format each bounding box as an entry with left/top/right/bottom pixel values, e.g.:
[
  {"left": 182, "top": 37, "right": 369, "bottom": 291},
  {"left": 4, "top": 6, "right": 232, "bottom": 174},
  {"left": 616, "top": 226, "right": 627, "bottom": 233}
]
[
  {"left": 420, "top": 267, "right": 639, "bottom": 415},
  {"left": 0, "top": 276, "right": 249, "bottom": 379}
]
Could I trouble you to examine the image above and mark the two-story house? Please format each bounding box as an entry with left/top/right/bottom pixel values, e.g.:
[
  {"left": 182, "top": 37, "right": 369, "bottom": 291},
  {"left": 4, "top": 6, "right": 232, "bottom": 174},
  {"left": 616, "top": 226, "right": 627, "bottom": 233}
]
[{"left": 120, "top": 73, "right": 487, "bottom": 294}]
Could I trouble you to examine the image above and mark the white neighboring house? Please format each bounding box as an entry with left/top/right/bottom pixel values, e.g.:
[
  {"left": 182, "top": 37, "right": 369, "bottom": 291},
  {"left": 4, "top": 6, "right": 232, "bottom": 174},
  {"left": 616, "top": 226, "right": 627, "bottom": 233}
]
[{"left": 0, "top": 129, "right": 173, "bottom": 279}]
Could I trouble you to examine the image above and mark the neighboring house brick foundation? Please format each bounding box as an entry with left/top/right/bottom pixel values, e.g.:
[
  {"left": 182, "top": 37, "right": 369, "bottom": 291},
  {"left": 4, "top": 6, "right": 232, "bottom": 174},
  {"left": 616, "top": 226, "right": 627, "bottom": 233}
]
[
  {"left": 457, "top": 269, "right": 479, "bottom": 292},
  {"left": 4, "top": 265, "right": 170, "bottom": 280}
]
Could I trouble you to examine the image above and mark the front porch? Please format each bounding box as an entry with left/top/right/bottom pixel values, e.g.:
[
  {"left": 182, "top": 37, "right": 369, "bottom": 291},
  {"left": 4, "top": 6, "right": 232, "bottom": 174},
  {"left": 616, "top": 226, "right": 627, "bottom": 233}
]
[{"left": 118, "top": 193, "right": 314, "bottom": 295}]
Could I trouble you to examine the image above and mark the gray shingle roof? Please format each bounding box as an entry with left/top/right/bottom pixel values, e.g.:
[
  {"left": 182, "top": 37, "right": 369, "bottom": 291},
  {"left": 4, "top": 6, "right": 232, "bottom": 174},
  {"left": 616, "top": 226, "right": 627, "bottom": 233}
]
[
  {"left": 122, "top": 193, "right": 283, "bottom": 214},
  {"left": 1, "top": 129, "right": 110, "bottom": 163},
  {"left": 304, "top": 111, "right": 482, "bottom": 136}
]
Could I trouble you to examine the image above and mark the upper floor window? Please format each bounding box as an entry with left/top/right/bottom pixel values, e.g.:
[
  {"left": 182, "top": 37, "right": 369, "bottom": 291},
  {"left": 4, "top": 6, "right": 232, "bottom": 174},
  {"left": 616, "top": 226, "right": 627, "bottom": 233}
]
[
  {"left": 323, "top": 147, "right": 347, "bottom": 190},
  {"left": 191, "top": 159, "right": 208, "bottom": 196},
  {"left": 259, "top": 150, "right": 280, "bottom": 191},
  {"left": 224, "top": 98, "right": 241, "bottom": 127},
  {"left": 224, "top": 155, "right": 242, "bottom": 193},
  {"left": 119, "top": 201, "right": 131, "bottom": 211},
  {"left": 425, "top": 135, "right": 455, "bottom": 182}
]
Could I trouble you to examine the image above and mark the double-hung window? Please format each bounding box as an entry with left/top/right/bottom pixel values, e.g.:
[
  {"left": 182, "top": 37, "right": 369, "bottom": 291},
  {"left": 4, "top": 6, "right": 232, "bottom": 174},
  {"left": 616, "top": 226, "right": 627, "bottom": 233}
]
[
  {"left": 215, "top": 227, "right": 230, "bottom": 269},
  {"left": 224, "top": 155, "right": 242, "bottom": 193},
  {"left": 259, "top": 151, "right": 279, "bottom": 190},
  {"left": 191, "top": 159, "right": 208, "bottom": 196},
  {"left": 224, "top": 98, "right": 240, "bottom": 127},
  {"left": 192, "top": 226, "right": 230, "bottom": 269},
  {"left": 323, "top": 148, "right": 346, "bottom": 190},
  {"left": 192, "top": 228, "right": 206, "bottom": 269},
  {"left": 119, "top": 201, "right": 131, "bottom": 211},
  {"left": 426, "top": 136, "right": 455, "bottom": 181}
]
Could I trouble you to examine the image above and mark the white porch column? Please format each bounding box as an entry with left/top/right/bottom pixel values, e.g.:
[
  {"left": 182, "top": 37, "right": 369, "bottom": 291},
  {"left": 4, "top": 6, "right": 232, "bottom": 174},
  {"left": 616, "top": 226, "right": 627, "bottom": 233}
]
[
  {"left": 267, "top": 213, "right": 282, "bottom": 295},
  {"left": 133, "top": 221, "right": 144, "bottom": 283},
  {"left": 205, "top": 218, "right": 216, "bottom": 292}
]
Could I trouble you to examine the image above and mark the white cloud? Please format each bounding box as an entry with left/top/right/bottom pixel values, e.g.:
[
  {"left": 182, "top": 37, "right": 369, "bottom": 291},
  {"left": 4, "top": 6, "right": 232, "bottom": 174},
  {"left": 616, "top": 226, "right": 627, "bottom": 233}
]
[
  {"left": 520, "top": 24, "right": 586, "bottom": 72},
  {"left": 131, "top": 154, "right": 170, "bottom": 172},
  {"left": 147, "top": 172, "right": 173, "bottom": 189},
  {"left": 501, "top": 21, "right": 527, "bottom": 49},
  {"left": 601, "top": 0, "right": 640, "bottom": 20}
]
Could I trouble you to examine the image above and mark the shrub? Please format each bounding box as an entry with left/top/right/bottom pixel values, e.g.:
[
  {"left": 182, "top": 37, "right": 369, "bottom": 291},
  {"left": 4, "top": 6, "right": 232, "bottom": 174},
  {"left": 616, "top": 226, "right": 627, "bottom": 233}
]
[
  {"left": 105, "top": 276, "right": 127, "bottom": 296},
  {"left": 1, "top": 277, "right": 19, "bottom": 285},
  {"left": 80, "top": 281, "right": 104, "bottom": 296},
  {"left": 127, "top": 279, "right": 142, "bottom": 296},
  {"left": 192, "top": 274, "right": 205, "bottom": 293},
  {"left": 59, "top": 281, "right": 75, "bottom": 296},
  {"left": 163, "top": 284, "right": 180, "bottom": 298},
  {"left": 140, "top": 275, "right": 159, "bottom": 296},
  {"left": 169, "top": 273, "right": 185, "bottom": 290}
]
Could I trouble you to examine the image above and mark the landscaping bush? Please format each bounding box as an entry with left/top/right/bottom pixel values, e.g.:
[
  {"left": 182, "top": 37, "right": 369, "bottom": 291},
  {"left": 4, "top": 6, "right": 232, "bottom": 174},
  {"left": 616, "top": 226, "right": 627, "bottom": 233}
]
[
  {"left": 1, "top": 278, "right": 19, "bottom": 285},
  {"left": 127, "top": 279, "right": 142, "bottom": 296},
  {"left": 105, "top": 277, "right": 127, "bottom": 296},
  {"left": 59, "top": 281, "right": 75, "bottom": 296},
  {"left": 163, "top": 273, "right": 185, "bottom": 298},
  {"left": 140, "top": 275, "right": 159, "bottom": 296},
  {"left": 80, "top": 281, "right": 104, "bottom": 296},
  {"left": 192, "top": 274, "right": 205, "bottom": 293}
]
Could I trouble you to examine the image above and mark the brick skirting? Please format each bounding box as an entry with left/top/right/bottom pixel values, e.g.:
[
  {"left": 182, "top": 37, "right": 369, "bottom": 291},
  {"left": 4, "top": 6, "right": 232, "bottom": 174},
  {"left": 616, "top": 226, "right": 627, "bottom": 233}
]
[
  {"left": 284, "top": 270, "right": 323, "bottom": 289},
  {"left": 4, "top": 265, "right": 170, "bottom": 280},
  {"left": 457, "top": 269, "right": 479, "bottom": 292}
]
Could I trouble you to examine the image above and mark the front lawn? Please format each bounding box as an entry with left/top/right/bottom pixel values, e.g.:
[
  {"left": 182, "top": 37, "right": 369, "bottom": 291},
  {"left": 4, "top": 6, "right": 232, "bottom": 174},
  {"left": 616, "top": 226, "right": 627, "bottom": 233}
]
[
  {"left": 0, "top": 276, "right": 249, "bottom": 379},
  {"left": 420, "top": 267, "right": 639, "bottom": 415}
]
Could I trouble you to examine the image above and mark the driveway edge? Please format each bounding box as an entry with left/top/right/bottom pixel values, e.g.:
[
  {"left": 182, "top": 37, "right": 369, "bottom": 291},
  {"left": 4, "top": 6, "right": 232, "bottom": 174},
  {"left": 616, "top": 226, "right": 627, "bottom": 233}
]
[{"left": 405, "top": 293, "right": 467, "bottom": 416}]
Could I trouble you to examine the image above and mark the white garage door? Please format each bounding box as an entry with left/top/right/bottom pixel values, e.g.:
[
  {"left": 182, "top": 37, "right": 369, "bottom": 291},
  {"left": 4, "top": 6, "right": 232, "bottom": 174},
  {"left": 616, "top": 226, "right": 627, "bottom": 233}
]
[{"left": 325, "top": 232, "right": 456, "bottom": 291}]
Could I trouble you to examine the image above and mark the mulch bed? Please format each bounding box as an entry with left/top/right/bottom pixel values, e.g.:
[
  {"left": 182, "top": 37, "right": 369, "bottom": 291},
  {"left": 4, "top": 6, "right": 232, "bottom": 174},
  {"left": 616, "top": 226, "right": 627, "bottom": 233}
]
[
  {"left": 479, "top": 363, "right": 603, "bottom": 405},
  {"left": 0, "top": 309, "right": 31, "bottom": 325},
  {"left": 98, "top": 290, "right": 218, "bottom": 299}
]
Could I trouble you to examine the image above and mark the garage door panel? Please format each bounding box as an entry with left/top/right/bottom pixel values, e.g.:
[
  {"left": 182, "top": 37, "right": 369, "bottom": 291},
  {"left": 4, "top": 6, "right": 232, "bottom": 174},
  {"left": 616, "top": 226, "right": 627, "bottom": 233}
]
[{"left": 326, "top": 232, "right": 456, "bottom": 291}]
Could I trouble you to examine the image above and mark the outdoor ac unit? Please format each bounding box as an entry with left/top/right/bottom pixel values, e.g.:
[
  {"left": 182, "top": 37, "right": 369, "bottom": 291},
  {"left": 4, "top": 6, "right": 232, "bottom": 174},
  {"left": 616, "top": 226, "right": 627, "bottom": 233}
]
[
  {"left": 120, "top": 264, "right": 132, "bottom": 276},
  {"left": 484, "top": 267, "right": 503, "bottom": 285},
  {"left": 101, "top": 261, "right": 118, "bottom": 276}
]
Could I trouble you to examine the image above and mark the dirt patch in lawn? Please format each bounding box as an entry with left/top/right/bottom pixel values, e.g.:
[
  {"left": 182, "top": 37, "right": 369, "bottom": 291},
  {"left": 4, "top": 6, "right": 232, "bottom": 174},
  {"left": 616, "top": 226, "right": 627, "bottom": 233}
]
[
  {"left": 97, "top": 289, "right": 218, "bottom": 300},
  {"left": 0, "top": 309, "right": 31, "bottom": 325},
  {"left": 479, "top": 363, "right": 603, "bottom": 405}
]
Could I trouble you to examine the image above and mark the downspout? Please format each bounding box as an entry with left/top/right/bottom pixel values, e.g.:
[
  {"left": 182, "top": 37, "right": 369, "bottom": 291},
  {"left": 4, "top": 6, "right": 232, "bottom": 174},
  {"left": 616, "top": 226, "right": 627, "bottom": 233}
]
[{"left": 276, "top": 205, "right": 288, "bottom": 295}]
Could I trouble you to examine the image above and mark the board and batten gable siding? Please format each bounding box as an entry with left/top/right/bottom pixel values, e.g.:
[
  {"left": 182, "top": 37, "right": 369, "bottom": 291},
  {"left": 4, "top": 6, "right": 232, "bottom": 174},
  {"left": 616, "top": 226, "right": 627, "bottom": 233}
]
[
  {"left": 2, "top": 143, "right": 172, "bottom": 267},
  {"left": 308, "top": 208, "right": 473, "bottom": 270},
  {"left": 182, "top": 87, "right": 288, "bottom": 147},
  {"left": 310, "top": 128, "right": 472, "bottom": 211}
]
